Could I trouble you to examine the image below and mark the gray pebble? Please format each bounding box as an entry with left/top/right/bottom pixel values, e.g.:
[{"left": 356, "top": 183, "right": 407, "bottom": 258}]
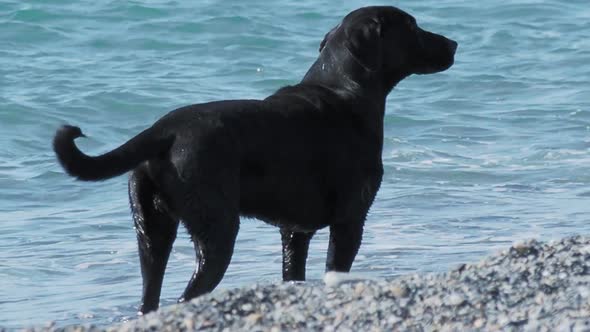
[{"left": 16, "top": 235, "right": 590, "bottom": 332}]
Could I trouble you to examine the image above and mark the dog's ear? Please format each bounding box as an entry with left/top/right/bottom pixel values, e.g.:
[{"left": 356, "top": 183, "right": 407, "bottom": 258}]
[
  {"left": 344, "top": 18, "right": 382, "bottom": 70},
  {"left": 319, "top": 24, "right": 340, "bottom": 52}
]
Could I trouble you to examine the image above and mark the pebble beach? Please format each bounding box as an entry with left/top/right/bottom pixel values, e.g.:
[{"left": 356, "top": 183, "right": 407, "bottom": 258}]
[{"left": 19, "top": 235, "right": 590, "bottom": 332}]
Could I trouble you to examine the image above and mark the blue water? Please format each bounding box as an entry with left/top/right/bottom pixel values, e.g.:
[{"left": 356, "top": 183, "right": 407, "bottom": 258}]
[{"left": 1, "top": 0, "right": 589, "bottom": 329}]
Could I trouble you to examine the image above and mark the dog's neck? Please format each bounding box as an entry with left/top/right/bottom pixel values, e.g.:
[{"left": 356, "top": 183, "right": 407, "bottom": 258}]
[{"left": 301, "top": 46, "right": 405, "bottom": 109}]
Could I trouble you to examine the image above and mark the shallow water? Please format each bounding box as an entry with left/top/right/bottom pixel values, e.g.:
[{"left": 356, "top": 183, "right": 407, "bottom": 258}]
[{"left": 1, "top": 0, "right": 589, "bottom": 329}]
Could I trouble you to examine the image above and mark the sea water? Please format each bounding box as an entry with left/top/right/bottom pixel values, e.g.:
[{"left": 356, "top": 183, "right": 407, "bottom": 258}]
[{"left": 1, "top": 0, "right": 589, "bottom": 328}]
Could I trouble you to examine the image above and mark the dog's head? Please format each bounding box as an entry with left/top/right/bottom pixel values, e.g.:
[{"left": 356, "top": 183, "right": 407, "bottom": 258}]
[{"left": 320, "top": 6, "right": 457, "bottom": 78}]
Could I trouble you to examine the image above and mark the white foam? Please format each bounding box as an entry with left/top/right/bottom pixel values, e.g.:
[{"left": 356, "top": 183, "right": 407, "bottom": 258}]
[
  {"left": 74, "top": 258, "right": 127, "bottom": 270},
  {"left": 323, "top": 271, "right": 374, "bottom": 287}
]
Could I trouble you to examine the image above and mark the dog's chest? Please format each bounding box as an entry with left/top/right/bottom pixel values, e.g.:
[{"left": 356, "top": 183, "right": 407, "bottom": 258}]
[{"left": 239, "top": 160, "right": 382, "bottom": 230}]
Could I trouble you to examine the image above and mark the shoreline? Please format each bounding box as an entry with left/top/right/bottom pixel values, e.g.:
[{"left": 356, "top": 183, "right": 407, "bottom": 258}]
[{"left": 21, "top": 235, "right": 590, "bottom": 331}]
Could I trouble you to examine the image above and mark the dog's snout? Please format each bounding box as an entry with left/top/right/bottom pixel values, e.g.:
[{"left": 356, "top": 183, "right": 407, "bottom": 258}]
[
  {"left": 447, "top": 39, "right": 458, "bottom": 53},
  {"left": 412, "top": 29, "right": 457, "bottom": 75}
]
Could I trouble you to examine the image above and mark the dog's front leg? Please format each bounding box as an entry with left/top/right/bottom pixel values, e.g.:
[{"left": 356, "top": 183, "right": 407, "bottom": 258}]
[
  {"left": 280, "top": 229, "right": 315, "bottom": 281},
  {"left": 325, "top": 221, "right": 364, "bottom": 272}
]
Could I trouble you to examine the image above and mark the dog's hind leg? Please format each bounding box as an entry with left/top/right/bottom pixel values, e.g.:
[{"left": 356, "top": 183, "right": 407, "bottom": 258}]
[
  {"left": 176, "top": 172, "right": 240, "bottom": 303},
  {"left": 177, "top": 209, "right": 239, "bottom": 302},
  {"left": 325, "top": 221, "right": 364, "bottom": 273},
  {"left": 129, "top": 167, "right": 179, "bottom": 314},
  {"left": 280, "top": 229, "right": 315, "bottom": 281}
]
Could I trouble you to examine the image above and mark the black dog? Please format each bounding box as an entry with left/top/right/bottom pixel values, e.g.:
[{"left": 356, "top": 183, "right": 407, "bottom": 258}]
[{"left": 54, "top": 6, "right": 456, "bottom": 314}]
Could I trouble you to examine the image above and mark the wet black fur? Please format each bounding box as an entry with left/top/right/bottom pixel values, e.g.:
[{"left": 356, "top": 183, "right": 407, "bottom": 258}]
[{"left": 53, "top": 6, "right": 457, "bottom": 314}]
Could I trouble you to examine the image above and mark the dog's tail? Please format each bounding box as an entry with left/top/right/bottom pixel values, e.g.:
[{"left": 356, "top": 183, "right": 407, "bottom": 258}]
[{"left": 53, "top": 124, "right": 174, "bottom": 181}]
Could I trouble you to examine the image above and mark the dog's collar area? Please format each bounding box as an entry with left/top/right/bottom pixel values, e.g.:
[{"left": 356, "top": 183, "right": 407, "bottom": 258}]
[
  {"left": 343, "top": 42, "right": 379, "bottom": 74},
  {"left": 304, "top": 46, "right": 391, "bottom": 101}
]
